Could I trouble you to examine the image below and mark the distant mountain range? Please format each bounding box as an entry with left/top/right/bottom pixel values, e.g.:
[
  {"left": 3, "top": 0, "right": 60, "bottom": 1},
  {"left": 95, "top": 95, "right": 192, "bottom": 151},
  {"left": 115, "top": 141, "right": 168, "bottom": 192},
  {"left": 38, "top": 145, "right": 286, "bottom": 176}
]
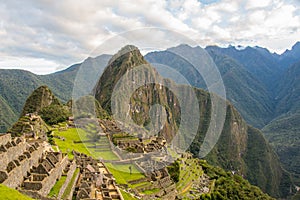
[{"left": 0, "top": 42, "right": 300, "bottom": 192}]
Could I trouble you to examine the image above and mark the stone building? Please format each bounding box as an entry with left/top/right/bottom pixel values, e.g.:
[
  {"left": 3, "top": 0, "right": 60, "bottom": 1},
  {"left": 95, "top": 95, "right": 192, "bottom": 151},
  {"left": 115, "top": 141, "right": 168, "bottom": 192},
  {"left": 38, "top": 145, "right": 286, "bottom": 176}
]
[
  {"left": 73, "top": 151, "right": 124, "bottom": 200},
  {"left": 22, "top": 151, "right": 70, "bottom": 196}
]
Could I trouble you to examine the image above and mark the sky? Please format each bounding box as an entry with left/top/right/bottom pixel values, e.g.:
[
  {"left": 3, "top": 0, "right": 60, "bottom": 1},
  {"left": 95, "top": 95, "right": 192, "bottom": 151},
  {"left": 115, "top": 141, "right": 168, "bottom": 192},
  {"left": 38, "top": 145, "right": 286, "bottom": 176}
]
[{"left": 0, "top": 0, "right": 299, "bottom": 74}]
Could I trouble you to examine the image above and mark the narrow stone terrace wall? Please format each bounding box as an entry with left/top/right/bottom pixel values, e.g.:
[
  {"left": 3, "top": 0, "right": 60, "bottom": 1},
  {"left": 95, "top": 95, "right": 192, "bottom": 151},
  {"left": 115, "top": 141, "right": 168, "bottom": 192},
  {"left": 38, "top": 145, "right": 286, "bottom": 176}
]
[
  {"left": 57, "top": 160, "right": 77, "bottom": 199},
  {"left": 37, "top": 155, "right": 69, "bottom": 196}
]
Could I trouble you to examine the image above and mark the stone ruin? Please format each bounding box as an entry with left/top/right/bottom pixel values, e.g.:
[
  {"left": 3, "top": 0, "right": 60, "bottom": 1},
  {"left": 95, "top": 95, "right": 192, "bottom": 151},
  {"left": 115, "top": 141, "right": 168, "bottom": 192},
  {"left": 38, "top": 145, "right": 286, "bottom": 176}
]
[
  {"left": 0, "top": 134, "right": 44, "bottom": 189},
  {"left": 130, "top": 158, "right": 177, "bottom": 199},
  {"left": 116, "top": 135, "right": 167, "bottom": 154},
  {"left": 73, "top": 151, "right": 123, "bottom": 200},
  {"left": 0, "top": 133, "right": 76, "bottom": 199},
  {"left": 22, "top": 151, "right": 69, "bottom": 196}
]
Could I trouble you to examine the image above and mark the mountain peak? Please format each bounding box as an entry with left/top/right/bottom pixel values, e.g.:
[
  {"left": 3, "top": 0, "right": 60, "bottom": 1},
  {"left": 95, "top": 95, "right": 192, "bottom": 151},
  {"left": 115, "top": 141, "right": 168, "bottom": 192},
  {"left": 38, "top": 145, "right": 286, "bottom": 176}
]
[
  {"left": 94, "top": 45, "right": 148, "bottom": 113},
  {"left": 21, "top": 85, "right": 60, "bottom": 116},
  {"left": 291, "top": 41, "right": 300, "bottom": 52},
  {"left": 108, "top": 45, "right": 141, "bottom": 65}
]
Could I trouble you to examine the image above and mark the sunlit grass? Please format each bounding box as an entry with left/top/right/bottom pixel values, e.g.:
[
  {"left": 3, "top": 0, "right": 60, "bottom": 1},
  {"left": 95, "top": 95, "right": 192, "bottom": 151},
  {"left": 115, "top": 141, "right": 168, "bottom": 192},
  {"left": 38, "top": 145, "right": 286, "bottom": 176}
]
[
  {"left": 53, "top": 128, "right": 118, "bottom": 160},
  {"left": 62, "top": 168, "right": 80, "bottom": 199},
  {"left": 0, "top": 184, "right": 33, "bottom": 200},
  {"left": 48, "top": 175, "right": 67, "bottom": 197},
  {"left": 106, "top": 163, "right": 145, "bottom": 184},
  {"left": 120, "top": 189, "right": 138, "bottom": 200}
]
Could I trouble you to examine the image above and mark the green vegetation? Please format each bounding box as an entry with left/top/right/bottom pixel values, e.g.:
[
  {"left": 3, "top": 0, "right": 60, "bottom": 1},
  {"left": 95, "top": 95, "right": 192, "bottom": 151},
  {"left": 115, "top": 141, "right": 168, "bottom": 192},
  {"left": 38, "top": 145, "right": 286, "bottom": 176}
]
[
  {"left": 39, "top": 104, "right": 70, "bottom": 125},
  {"left": 62, "top": 168, "right": 80, "bottom": 199},
  {"left": 263, "top": 112, "right": 300, "bottom": 183},
  {"left": 0, "top": 184, "right": 33, "bottom": 200},
  {"left": 53, "top": 128, "right": 118, "bottom": 160},
  {"left": 244, "top": 126, "right": 292, "bottom": 198},
  {"left": 120, "top": 189, "right": 138, "bottom": 200},
  {"left": 21, "top": 85, "right": 61, "bottom": 116},
  {"left": 199, "top": 160, "right": 275, "bottom": 200},
  {"left": 48, "top": 175, "right": 67, "bottom": 197},
  {"left": 175, "top": 157, "right": 204, "bottom": 196},
  {"left": 167, "top": 160, "right": 180, "bottom": 182},
  {"left": 141, "top": 188, "right": 160, "bottom": 195},
  {"left": 292, "top": 190, "right": 300, "bottom": 200},
  {"left": 106, "top": 163, "right": 145, "bottom": 184},
  {"left": 0, "top": 96, "right": 17, "bottom": 133},
  {"left": 1, "top": 44, "right": 299, "bottom": 200}
]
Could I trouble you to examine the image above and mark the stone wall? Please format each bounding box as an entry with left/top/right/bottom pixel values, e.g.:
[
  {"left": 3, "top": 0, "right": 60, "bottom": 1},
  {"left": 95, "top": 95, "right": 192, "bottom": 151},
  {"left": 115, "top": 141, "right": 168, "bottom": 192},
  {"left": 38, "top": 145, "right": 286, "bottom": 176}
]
[
  {"left": 0, "top": 135, "right": 27, "bottom": 171},
  {"left": 0, "top": 134, "right": 11, "bottom": 146},
  {"left": 36, "top": 155, "right": 69, "bottom": 196},
  {"left": 2, "top": 143, "right": 44, "bottom": 188},
  {"left": 64, "top": 168, "right": 80, "bottom": 200},
  {"left": 57, "top": 160, "right": 77, "bottom": 199}
]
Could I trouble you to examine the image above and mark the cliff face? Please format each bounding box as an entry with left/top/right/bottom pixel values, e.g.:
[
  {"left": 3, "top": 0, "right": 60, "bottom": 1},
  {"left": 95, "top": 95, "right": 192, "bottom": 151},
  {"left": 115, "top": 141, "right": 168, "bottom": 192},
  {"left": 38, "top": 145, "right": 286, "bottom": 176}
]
[{"left": 94, "top": 45, "right": 293, "bottom": 198}]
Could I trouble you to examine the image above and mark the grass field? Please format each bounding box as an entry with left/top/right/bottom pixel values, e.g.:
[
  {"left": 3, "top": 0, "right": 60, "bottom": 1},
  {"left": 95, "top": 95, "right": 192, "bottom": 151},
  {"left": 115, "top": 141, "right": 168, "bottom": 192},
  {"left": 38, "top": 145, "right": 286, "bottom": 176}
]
[
  {"left": 106, "top": 163, "right": 145, "bottom": 185},
  {"left": 48, "top": 175, "right": 67, "bottom": 197},
  {"left": 0, "top": 184, "right": 32, "bottom": 200},
  {"left": 120, "top": 189, "right": 138, "bottom": 200},
  {"left": 141, "top": 188, "right": 160, "bottom": 195},
  {"left": 53, "top": 128, "right": 119, "bottom": 160}
]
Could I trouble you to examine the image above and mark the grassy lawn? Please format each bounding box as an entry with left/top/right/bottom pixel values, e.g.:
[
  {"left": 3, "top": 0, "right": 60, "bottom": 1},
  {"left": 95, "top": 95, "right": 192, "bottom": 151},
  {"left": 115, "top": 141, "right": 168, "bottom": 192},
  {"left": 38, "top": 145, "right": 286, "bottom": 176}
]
[
  {"left": 48, "top": 175, "right": 67, "bottom": 197},
  {"left": 106, "top": 163, "right": 145, "bottom": 184},
  {"left": 120, "top": 189, "right": 138, "bottom": 200},
  {"left": 131, "top": 181, "right": 151, "bottom": 189},
  {"left": 53, "top": 128, "right": 119, "bottom": 160},
  {"left": 141, "top": 188, "right": 160, "bottom": 195},
  {"left": 0, "top": 184, "right": 33, "bottom": 200},
  {"left": 62, "top": 168, "right": 80, "bottom": 199}
]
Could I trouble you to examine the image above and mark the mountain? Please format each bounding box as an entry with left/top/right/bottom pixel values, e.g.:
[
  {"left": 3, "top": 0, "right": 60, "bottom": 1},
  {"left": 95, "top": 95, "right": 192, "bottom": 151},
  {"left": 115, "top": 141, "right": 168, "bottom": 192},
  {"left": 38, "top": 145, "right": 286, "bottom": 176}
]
[
  {"left": 8, "top": 85, "right": 71, "bottom": 137},
  {"left": 145, "top": 46, "right": 274, "bottom": 128},
  {"left": 279, "top": 42, "right": 300, "bottom": 68},
  {"left": 263, "top": 61, "right": 300, "bottom": 184},
  {"left": 205, "top": 45, "right": 283, "bottom": 92},
  {"left": 0, "top": 96, "right": 17, "bottom": 133},
  {"left": 21, "top": 85, "right": 61, "bottom": 116},
  {"left": 145, "top": 44, "right": 300, "bottom": 188},
  {"left": 274, "top": 61, "right": 300, "bottom": 116},
  {"left": 94, "top": 45, "right": 293, "bottom": 198},
  {"left": 0, "top": 55, "right": 111, "bottom": 133}
]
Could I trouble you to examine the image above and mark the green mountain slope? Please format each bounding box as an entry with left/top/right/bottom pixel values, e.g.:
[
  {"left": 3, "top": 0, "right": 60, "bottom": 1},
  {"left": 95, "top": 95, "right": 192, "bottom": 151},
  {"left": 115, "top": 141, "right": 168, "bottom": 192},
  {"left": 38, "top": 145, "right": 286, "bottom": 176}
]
[
  {"left": 0, "top": 69, "right": 43, "bottom": 114},
  {"left": 205, "top": 45, "right": 283, "bottom": 91},
  {"left": 262, "top": 61, "right": 300, "bottom": 184},
  {"left": 0, "top": 95, "right": 17, "bottom": 133},
  {"left": 145, "top": 47, "right": 274, "bottom": 128},
  {"left": 94, "top": 45, "right": 294, "bottom": 198},
  {"left": 21, "top": 85, "right": 61, "bottom": 116}
]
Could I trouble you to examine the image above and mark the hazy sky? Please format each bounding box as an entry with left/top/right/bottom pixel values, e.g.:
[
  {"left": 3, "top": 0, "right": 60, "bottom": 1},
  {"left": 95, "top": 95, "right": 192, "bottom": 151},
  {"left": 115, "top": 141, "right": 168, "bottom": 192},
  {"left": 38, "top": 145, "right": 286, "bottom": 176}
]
[{"left": 0, "top": 0, "right": 299, "bottom": 74}]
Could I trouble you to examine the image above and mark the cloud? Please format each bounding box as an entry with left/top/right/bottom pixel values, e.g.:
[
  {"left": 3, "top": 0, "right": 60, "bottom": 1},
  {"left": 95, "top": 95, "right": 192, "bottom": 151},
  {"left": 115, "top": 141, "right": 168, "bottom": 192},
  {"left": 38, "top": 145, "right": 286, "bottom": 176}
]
[{"left": 0, "top": 0, "right": 299, "bottom": 74}]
